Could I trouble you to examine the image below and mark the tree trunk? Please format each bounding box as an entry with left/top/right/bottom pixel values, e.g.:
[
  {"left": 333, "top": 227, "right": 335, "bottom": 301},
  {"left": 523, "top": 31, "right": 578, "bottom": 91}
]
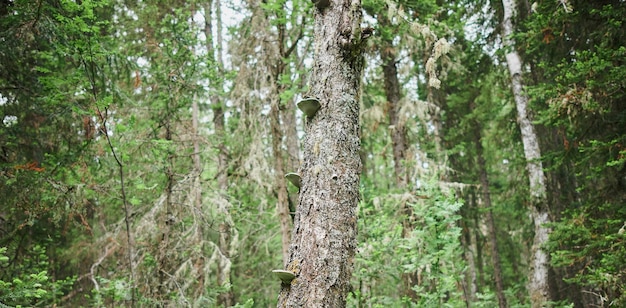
[
  {"left": 376, "top": 13, "right": 418, "bottom": 300},
  {"left": 270, "top": 95, "right": 293, "bottom": 265},
  {"left": 277, "top": 1, "right": 365, "bottom": 306},
  {"left": 283, "top": 106, "right": 300, "bottom": 173},
  {"left": 192, "top": 100, "right": 202, "bottom": 206},
  {"left": 500, "top": 0, "right": 551, "bottom": 306},
  {"left": 283, "top": 92, "right": 301, "bottom": 230},
  {"left": 157, "top": 95, "right": 175, "bottom": 300},
  {"left": 380, "top": 31, "right": 408, "bottom": 187},
  {"left": 460, "top": 215, "right": 478, "bottom": 305},
  {"left": 468, "top": 190, "right": 486, "bottom": 293},
  {"left": 266, "top": 2, "right": 304, "bottom": 265},
  {"left": 281, "top": 46, "right": 301, "bottom": 176},
  {"left": 473, "top": 122, "right": 507, "bottom": 308},
  {"left": 205, "top": 0, "right": 235, "bottom": 305}
]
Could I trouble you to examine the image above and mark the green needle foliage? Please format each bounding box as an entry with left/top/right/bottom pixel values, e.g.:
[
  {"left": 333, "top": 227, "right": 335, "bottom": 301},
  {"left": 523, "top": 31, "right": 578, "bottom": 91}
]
[
  {"left": 0, "top": 246, "right": 75, "bottom": 307},
  {"left": 521, "top": 1, "right": 626, "bottom": 305},
  {"left": 350, "top": 181, "right": 466, "bottom": 307},
  {"left": 0, "top": 0, "right": 624, "bottom": 306}
]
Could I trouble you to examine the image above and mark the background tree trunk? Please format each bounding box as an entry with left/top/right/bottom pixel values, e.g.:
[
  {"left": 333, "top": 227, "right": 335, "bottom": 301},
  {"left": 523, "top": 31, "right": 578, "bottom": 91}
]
[
  {"left": 266, "top": 2, "right": 303, "bottom": 264},
  {"left": 376, "top": 12, "right": 417, "bottom": 300},
  {"left": 270, "top": 96, "right": 293, "bottom": 265},
  {"left": 205, "top": 0, "right": 235, "bottom": 305},
  {"left": 379, "top": 20, "right": 408, "bottom": 188},
  {"left": 460, "top": 214, "right": 478, "bottom": 304},
  {"left": 501, "top": 0, "right": 552, "bottom": 305},
  {"left": 473, "top": 121, "right": 507, "bottom": 308},
  {"left": 277, "top": 1, "right": 365, "bottom": 306}
]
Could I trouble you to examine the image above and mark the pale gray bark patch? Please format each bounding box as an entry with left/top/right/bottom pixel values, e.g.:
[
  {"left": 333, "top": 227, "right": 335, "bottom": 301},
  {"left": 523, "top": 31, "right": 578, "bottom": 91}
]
[{"left": 501, "top": 0, "right": 551, "bottom": 306}]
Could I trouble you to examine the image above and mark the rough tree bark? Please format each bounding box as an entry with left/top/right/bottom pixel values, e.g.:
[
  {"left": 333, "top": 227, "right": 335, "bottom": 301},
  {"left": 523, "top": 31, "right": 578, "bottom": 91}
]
[
  {"left": 276, "top": 0, "right": 365, "bottom": 306},
  {"left": 501, "top": 0, "right": 552, "bottom": 306}
]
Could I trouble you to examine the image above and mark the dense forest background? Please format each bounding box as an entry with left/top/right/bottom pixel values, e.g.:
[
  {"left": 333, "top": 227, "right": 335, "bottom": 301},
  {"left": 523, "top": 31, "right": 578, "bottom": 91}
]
[{"left": 1, "top": 0, "right": 624, "bottom": 307}]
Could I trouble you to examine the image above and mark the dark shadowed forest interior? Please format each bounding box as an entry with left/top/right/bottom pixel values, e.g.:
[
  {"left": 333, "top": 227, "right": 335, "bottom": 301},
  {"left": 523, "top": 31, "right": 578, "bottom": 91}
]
[{"left": 1, "top": 0, "right": 625, "bottom": 307}]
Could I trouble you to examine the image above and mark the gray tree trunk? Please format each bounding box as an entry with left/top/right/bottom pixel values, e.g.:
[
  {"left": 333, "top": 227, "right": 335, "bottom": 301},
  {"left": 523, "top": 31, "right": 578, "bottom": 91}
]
[
  {"left": 205, "top": 0, "right": 236, "bottom": 305},
  {"left": 501, "top": 0, "right": 552, "bottom": 306},
  {"left": 276, "top": 1, "right": 365, "bottom": 306}
]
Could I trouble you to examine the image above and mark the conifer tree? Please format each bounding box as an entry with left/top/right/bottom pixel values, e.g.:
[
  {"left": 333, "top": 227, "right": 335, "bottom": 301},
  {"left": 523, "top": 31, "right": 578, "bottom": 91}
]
[{"left": 276, "top": 0, "right": 366, "bottom": 305}]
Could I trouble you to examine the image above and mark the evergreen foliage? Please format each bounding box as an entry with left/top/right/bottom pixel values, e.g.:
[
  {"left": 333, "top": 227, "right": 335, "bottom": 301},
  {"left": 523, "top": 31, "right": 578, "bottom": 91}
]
[
  {"left": 0, "top": 246, "right": 75, "bottom": 306},
  {"left": 522, "top": 1, "right": 626, "bottom": 305},
  {"left": 0, "top": 0, "right": 624, "bottom": 306}
]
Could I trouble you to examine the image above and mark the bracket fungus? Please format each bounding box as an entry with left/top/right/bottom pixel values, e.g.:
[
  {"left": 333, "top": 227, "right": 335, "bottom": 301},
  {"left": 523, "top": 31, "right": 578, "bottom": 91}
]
[
  {"left": 285, "top": 172, "right": 301, "bottom": 189},
  {"left": 272, "top": 269, "right": 296, "bottom": 283},
  {"left": 297, "top": 97, "right": 321, "bottom": 118},
  {"left": 311, "top": 0, "right": 330, "bottom": 10}
]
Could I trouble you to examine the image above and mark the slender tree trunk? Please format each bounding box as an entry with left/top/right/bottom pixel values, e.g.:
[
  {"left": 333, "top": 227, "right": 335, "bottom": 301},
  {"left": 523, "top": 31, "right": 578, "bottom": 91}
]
[
  {"left": 501, "top": 0, "right": 551, "bottom": 306},
  {"left": 157, "top": 98, "right": 175, "bottom": 299},
  {"left": 468, "top": 190, "right": 486, "bottom": 292},
  {"left": 460, "top": 216, "right": 478, "bottom": 305},
  {"left": 190, "top": 6, "right": 206, "bottom": 295},
  {"left": 270, "top": 94, "right": 293, "bottom": 265},
  {"left": 472, "top": 122, "right": 507, "bottom": 308},
  {"left": 192, "top": 100, "right": 202, "bottom": 203},
  {"left": 383, "top": 62, "right": 409, "bottom": 186},
  {"left": 380, "top": 34, "right": 408, "bottom": 187},
  {"left": 266, "top": 4, "right": 304, "bottom": 265},
  {"left": 376, "top": 14, "right": 418, "bottom": 301},
  {"left": 283, "top": 92, "right": 301, "bottom": 229},
  {"left": 277, "top": 1, "right": 365, "bottom": 305},
  {"left": 283, "top": 102, "right": 300, "bottom": 173},
  {"left": 210, "top": 6, "right": 228, "bottom": 193},
  {"left": 277, "top": 15, "right": 301, "bottom": 177},
  {"left": 282, "top": 27, "right": 303, "bottom": 230},
  {"left": 205, "top": 1, "right": 235, "bottom": 305},
  {"left": 283, "top": 89, "right": 301, "bottom": 218},
  {"left": 191, "top": 95, "right": 206, "bottom": 294}
]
